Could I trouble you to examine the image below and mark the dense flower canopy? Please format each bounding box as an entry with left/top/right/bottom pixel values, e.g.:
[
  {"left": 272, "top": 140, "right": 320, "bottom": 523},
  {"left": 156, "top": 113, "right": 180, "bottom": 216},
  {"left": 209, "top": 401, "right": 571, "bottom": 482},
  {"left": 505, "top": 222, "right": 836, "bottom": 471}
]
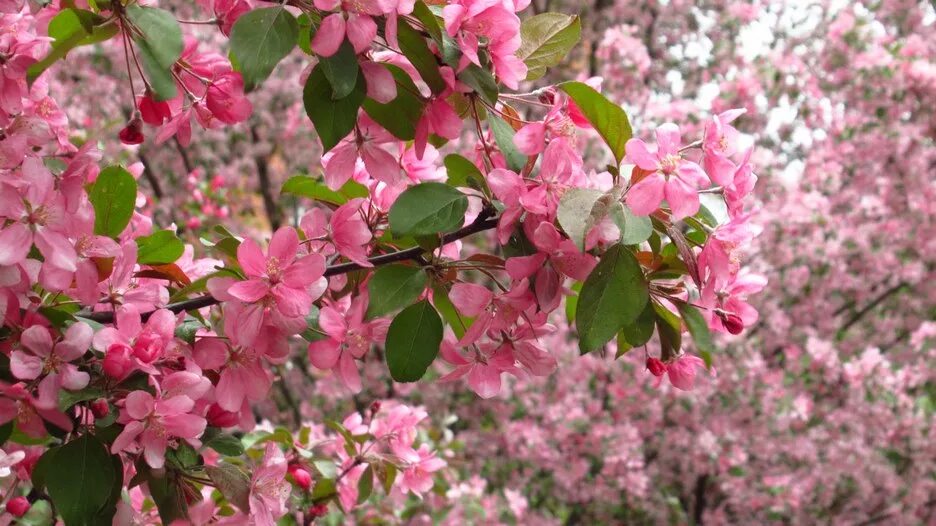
[{"left": 0, "top": 0, "right": 933, "bottom": 524}]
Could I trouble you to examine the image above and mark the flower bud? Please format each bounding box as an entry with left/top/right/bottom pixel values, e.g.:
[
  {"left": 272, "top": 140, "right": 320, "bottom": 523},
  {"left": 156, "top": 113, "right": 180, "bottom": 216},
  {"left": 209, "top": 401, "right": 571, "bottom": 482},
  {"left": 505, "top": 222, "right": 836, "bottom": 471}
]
[
  {"left": 719, "top": 312, "right": 745, "bottom": 335},
  {"left": 370, "top": 401, "right": 381, "bottom": 414},
  {"left": 206, "top": 404, "right": 240, "bottom": 428},
  {"left": 308, "top": 502, "right": 328, "bottom": 518},
  {"left": 103, "top": 343, "right": 134, "bottom": 379},
  {"left": 6, "top": 496, "right": 30, "bottom": 517},
  {"left": 646, "top": 357, "right": 667, "bottom": 376},
  {"left": 289, "top": 466, "right": 312, "bottom": 490},
  {"left": 118, "top": 113, "right": 144, "bottom": 145},
  {"left": 132, "top": 332, "right": 163, "bottom": 363},
  {"left": 90, "top": 398, "right": 110, "bottom": 419}
]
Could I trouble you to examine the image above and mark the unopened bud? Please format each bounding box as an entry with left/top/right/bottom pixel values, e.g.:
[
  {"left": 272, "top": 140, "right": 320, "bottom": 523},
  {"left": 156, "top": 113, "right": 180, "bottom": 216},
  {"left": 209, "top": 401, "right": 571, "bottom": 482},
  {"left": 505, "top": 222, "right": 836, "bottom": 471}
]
[
  {"left": 6, "top": 496, "right": 30, "bottom": 517},
  {"left": 719, "top": 312, "right": 745, "bottom": 335},
  {"left": 308, "top": 502, "right": 329, "bottom": 518},
  {"left": 118, "top": 113, "right": 144, "bottom": 145},
  {"left": 646, "top": 357, "right": 667, "bottom": 376},
  {"left": 90, "top": 398, "right": 110, "bottom": 419},
  {"left": 289, "top": 466, "right": 312, "bottom": 490},
  {"left": 370, "top": 401, "right": 381, "bottom": 414},
  {"left": 103, "top": 343, "right": 133, "bottom": 378},
  {"left": 206, "top": 404, "right": 240, "bottom": 428}
]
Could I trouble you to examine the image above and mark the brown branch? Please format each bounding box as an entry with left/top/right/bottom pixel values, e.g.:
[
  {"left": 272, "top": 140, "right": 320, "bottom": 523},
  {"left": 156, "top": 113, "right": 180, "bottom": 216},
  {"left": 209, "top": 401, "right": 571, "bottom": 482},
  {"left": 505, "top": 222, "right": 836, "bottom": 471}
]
[
  {"left": 838, "top": 282, "right": 909, "bottom": 335},
  {"left": 76, "top": 212, "right": 499, "bottom": 324},
  {"left": 250, "top": 125, "right": 282, "bottom": 230}
]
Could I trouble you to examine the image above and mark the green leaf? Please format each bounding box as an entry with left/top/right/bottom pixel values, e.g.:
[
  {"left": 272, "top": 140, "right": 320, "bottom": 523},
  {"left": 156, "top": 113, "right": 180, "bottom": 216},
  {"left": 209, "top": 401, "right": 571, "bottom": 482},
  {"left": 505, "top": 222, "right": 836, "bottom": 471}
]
[
  {"left": 319, "top": 39, "right": 359, "bottom": 99},
  {"left": 488, "top": 115, "right": 526, "bottom": 172},
  {"left": 412, "top": 1, "right": 443, "bottom": 45},
  {"left": 27, "top": 9, "right": 117, "bottom": 84},
  {"left": 576, "top": 244, "right": 649, "bottom": 353},
  {"left": 58, "top": 386, "right": 104, "bottom": 412},
  {"left": 385, "top": 300, "right": 443, "bottom": 382},
  {"left": 560, "top": 82, "right": 632, "bottom": 165},
  {"left": 89, "top": 166, "right": 137, "bottom": 238},
  {"left": 204, "top": 432, "right": 245, "bottom": 457},
  {"left": 444, "top": 154, "right": 490, "bottom": 196},
  {"left": 304, "top": 63, "right": 366, "bottom": 152},
  {"left": 145, "top": 466, "right": 188, "bottom": 523},
  {"left": 357, "top": 465, "right": 374, "bottom": 504},
  {"left": 281, "top": 175, "right": 367, "bottom": 206},
  {"left": 229, "top": 6, "right": 298, "bottom": 90},
  {"left": 397, "top": 18, "right": 445, "bottom": 94},
  {"left": 380, "top": 462, "right": 398, "bottom": 494},
  {"left": 125, "top": 5, "right": 183, "bottom": 101},
  {"left": 457, "top": 65, "right": 498, "bottom": 106},
  {"left": 431, "top": 283, "right": 470, "bottom": 339},
  {"left": 45, "top": 434, "right": 118, "bottom": 525},
  {"left": 136, "top": 230, "right": 184, "bottom": 265},
  {"left": 205, "top": 463, "right": 251, "bottom": 512},
  {"left": 518, "top": 13, "right": 581, "bottom": 80},
  {"left": 366, "top": 265, "right": 428, "bottom": 319},
  {"left": 610, "top": 203, "right": 653, "bottom": 245},
  {"left": 556, "top": 188, "right": 603, "bottom": 251},
  {"left": 363, "top": 64, "right": 426, "bottom": 141},
  {"left": 675, "top": 301, "right": 716, "bottom": 368},
  {"left": 18, "top": 499, "right": 53, "bottom": 526},
  {"left": 388, "top": 183, "right": 468, "bottom": 237},
  {"left": 653, "top": 302, "right": 682, "bottom": 361},
  {"left": 565, "top": 281, "right": 582, "bottom": 324},
  {"left": 619, "top": 300, "right": 655, "bottom": 347}
]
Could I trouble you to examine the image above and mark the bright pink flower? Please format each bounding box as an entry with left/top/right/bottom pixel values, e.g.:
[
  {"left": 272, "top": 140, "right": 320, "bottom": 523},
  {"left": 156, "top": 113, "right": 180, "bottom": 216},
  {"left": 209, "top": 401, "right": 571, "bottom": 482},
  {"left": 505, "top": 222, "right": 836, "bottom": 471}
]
[
  {"left": 0, "top": 382, "right": 73, "bottom": 438},
  {"left": 398, "top": 444, "right": 446, "bottom": 495},
  {"left": 227, "top": 226, "right": 326, "bottom": 321},
  {"left": 310, "top": 0, "right": 396, "bottom": 56},
  {"left": 302, "top": 198, "right": 375, "bottom": 268},
  {"left": 92, "top": 304, "right": 176, "bottom": 372},
  {"left": 204, "top": 72, "right": 252, "bottom": 125},
  {"left": 448, "top": 279, "right": 535, "bottom": 347},
  {"left": 193, "top": 335, "right": 273, "bottom": 412},
  {"left": 308, "top": 294, "right": 389, "bottom": 393},
  {"left": 10, "top": 323, "right": 92, "bottom": 409},
  {"left": 111, "top": 387, "right": 208, "bottom": 469},
  {"left": 625, "top": 123, "right": 709, "bottom": 220},
  {"left": 442, "top": 0, "right": 526, "bottom": 88},
  {"left": 249, "top": 442, "right": 291, "bottom": 526},
  {"left": 438, "top": 339, "right": 517, "bottom": 398},
  {"left": 660, "top": 354, "right": 708, "bottom": 391},
  {"left": 513, "top": 95, "right": 575, "bottom": 155},
  {"left": 699, "top": 270, "right": 766, "bottom": 335},
  {"left": 323, "top": 118, "right": 403, "bottom": 188}
]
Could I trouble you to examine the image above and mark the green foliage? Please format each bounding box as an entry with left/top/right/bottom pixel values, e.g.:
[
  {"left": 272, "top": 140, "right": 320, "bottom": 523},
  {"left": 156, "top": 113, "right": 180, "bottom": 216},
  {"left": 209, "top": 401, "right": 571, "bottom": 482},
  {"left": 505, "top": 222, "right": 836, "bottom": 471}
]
[
  {"left": 518, "top": 13, "right": 582, "bottom": 80},
  {"left": 89, "top": 165, "right": 137, "bottom": 238},
  {"left": 281, "top": 175, "right": 368, "bottom": 206},
  {"left": 303, "top": 63, "right": 366, "bottom": 152},
  {"left": 27, "top": 8, "right": 118, "bottom": 84},
  {"left": 136, "top": 230, "right": 184, "bottom": 265},
  {"left": 125, "top": 5, "right": 184, "bottom": 101},
  {"left": 366, "top": 265, "right": 428, "bottom": 319},
  {"left": 229, "top": 6, "right": 298, "bottom": 90},
  {"left": 363, "top": 64, "right": 425, "bottom": 141},
  {"left": 388, "top": 183, "right": 468, "bottom": 237},
  {"left": 386, "top": 300, "right": 443, "bottom": 382},
  {"left": 576, "top": 244, "right": 649, "bottom": 353},
  {"left": 560, "top": 82, "right": 632, "bottom": 165}
]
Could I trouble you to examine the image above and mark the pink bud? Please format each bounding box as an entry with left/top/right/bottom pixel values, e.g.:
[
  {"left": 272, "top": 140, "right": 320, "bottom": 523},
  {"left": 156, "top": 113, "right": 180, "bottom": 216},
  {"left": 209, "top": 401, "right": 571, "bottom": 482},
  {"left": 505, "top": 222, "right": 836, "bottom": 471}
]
[
  {"left": 370, "top": 401, "right": 381, "bottom": 414},
  {"left": 6, "top": 497, "right": 30, "bottom": 517},
  {"left": 720, "top": 312, "right": 745, "bottom": 335},
  {"left": 646, "top": 357, "right": 667, "bottom": 376},
  {"left": 132, "top": 332, "right": 163, "bottom": 363},
  {"left": 90, "top": 399, "right": 110, "bottom": 419},
  {"left": 308, "top": 503, "right": 329, "bottom": 518},
  {"left": 206, "top": 404, "right": 240, "bottom": 428},
  {"left": 103, "top": 343, "right": 134, "bottom": 378},
  {"left": 118, "top": 114, "right": 144, "bottom": 145},
  {"left": 289, "top": 466, "right": 312, "bottom": 490}
]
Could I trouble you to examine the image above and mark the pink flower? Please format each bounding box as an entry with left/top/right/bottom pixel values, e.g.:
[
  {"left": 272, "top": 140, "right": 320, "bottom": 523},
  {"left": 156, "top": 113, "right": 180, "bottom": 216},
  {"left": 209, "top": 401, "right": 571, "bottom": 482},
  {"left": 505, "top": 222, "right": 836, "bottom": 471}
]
[
  {"left": 0, "top": 447, "right": 25, "bottom": 478},
  {"left": 625, "top": 123, "right": 709, "bottom": 220},
  {"left": 204, "top": 72, "right": 252, "bottom": 125},
  {"left": 227, "top": 226, "right": 326, "bottom": 321},
  {"left": 193, "top": 335, "right": 273, "bottom": 412},
  {"left": 398, "top": 444, "right": 446, "bottom": 496},
  {"left": 310, "top": 0, "right": 397, "bottom": 56},
  {"left": 322, "top": 118, "right": 403, "bottom": 188},
  {"left": 442, "top": 0, "right": 526, "bottom": 88},
  {"left": 111, "top": 387, "right": 208, "bottom": 469},
  {"left": 10, "top": 323, "right": 92, "bottom": 409},
  {"left": 660, "top": 354, "right": 708, "bottom": 391},
  {"left": 448, "top": 280, "right": 534, "bottom": 347},
  {"left": 0, "top": 383, "right": 73, "bottom": 438},
  {"left": 92, "top": 304, "right": 176, "bottom": 374},
  {"left": 308, "top": 294, "right": 389, "bottom": 393},
  {"left": 248, "top": 442, "right": 291, "bottom": 526},
  {"left": 699, "top": 270, "right": 766, "bottom": 335},
  {"left": 438, "top": 339, "right": 517, "bottom": 398},
  {"left": 302, "top": 198, "right": 374, "bottom": 267}
]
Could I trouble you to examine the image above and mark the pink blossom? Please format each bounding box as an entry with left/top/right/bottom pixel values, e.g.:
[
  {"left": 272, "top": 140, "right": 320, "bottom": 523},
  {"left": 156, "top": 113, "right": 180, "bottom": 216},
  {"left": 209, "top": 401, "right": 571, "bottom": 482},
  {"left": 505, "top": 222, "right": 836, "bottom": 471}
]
[
  {"left": 111, "top": 387, "right": 208, "bottom": 469},
  {"left": 10, "top": 323, "right": 92, "bottom": 409},
  {"left": 248, "top": 442, "right": 291, "bottom": 526},
  {"left": 398, "top": 444, "right": 446, "bottom": 496},
  {"left": 625, "top": 123, "right": 709, "bottom": 220},
  {"left": 438, "top": 339, "right": 517, "bottom": 398},
  {"left": 308, "top": 294, "right": 389, "bottom": 393}
]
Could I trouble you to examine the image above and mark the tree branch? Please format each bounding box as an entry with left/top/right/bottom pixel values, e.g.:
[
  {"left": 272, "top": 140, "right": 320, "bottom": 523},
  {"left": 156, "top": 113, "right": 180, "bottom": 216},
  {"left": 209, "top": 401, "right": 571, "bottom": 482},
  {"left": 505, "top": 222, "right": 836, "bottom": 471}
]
[
  {"left": 250, "top": 125, "right": 282, "bottom": 230},
  {"left": 838, "top": 282, "right": 909, "bottom": 335},
  {"left": 76, "top": 212, "right": 499, "bottom": 324}
]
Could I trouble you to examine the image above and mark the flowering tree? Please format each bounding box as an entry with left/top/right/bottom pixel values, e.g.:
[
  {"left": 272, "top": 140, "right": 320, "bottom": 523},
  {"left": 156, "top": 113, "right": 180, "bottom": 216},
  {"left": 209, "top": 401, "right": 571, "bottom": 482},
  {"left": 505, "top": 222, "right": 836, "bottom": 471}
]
[{"left": 0, "top": 0, "right": 769, "bottom": 523}]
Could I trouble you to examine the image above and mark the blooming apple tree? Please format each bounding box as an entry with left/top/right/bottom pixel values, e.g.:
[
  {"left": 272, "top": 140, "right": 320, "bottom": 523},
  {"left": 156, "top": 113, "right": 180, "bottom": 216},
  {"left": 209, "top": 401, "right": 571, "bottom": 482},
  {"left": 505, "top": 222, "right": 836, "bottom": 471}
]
[{"left": 0, "top": 0, "right": 761, "bottom": 523}]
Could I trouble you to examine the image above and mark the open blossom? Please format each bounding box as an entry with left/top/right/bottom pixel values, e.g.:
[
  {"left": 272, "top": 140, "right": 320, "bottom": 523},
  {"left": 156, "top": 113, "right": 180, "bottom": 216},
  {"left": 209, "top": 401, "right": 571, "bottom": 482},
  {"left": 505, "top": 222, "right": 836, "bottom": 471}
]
[
  {"left": 111, "top": 385, "right": 208, "bottom": 469},
  {"left": 625, "top": 123, "right": 709, "bottom": 220},
  {"left": 310, "top": 0, "right": 397, "bottom": 56},
  {"left": 448, "top": 280, "right": 534, "bottom": 347},
  {"left": 323, "top": 117, "right": 403, "bottom": 188},
  {"left": 651, "top": 354, "right": 710, "bottom": 391},
  {"left": 700, "top": 270, "right": 767, "bottom": 335},
  {"left": 92, "top": 305, "right": 176, "bottom": 376},
  {"left": 0, "top": 447, "right": 25, "bottom": 477},
  {"left": 249, "top": 442, "right": 291, "bottom": 526},
  {"left": 0, "top": 382, "right": 73, "bottom": 438},
  {"left": 308, "top": 293, "right": 389, "bottom": 393},
  {"left": 10, "top": 323, "right": 92, "bottom": 409},
  {"left": 193, "top": 334, "right": 273, "bottom": 412},
  {"left": 439, "top": 338, "right": 517, "bottom": 398},
  {"left": 399, "top": 444, "right": 447, "bottom": 496},
  {"left": 442, "top": 0, "right": 527, "bottom": 88}
]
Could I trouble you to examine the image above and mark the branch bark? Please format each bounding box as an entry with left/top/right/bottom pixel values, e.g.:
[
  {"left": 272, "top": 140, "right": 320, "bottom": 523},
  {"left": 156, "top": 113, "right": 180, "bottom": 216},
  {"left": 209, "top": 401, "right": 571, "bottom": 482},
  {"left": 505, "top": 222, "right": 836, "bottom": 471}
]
[{"left": 76, "top": 212, "right": 500, "bottom": 324}]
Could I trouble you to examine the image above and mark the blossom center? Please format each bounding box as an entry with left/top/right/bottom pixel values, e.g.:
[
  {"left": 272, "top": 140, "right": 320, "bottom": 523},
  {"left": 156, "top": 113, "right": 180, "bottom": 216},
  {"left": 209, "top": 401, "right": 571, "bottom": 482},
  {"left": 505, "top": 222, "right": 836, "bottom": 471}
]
[{"left": 659, "top": 154, "right": 681, "bottom": 175}]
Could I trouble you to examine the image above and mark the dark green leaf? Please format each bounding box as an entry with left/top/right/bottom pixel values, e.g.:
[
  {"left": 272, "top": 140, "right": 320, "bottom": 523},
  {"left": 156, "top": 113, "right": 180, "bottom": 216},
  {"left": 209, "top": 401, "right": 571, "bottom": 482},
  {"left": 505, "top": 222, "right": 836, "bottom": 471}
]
[
  {"left": 412, "top": 1, "right": 443, "bottom": 45},
  {"left": 89, "top": 165, "right": 137, "bottom": 238},
  {"left": 363, "top": 64, "right": 425, "bottom": 141},
  {"left": 457, "top": 65, "right": 498, "bottom": 106},
  {"left": 388, "top": 183, "right": 468, "bottom": 237},
  {"left": 125, "top": 5, "right": 183, "bottom": 101},
  {"left": 610, "top": 203, "right": 653, "bottom": 245},
  {"left": 229, "top": 6, "right": 298, "bottom": 90},
  {"left": 560, "top": 82, "right": 632, "bottom": 165},
  {"left": 431, "top": 283, "right": 470, "bottom": 339},
  {"left": 653, "top": 302, "right": 682, "bottom": 361},
  {"left": 319, "top": 39, "right": 359, "bottom": 99},
  {"left": 205, "top": 463, "right": 251, "bottom": 512},
  {"left": 205, "top": 432, "right": 245, "bottom": 457},
  {"left": 397, "top": 19, "right": 445, "bottom": 94},
  {"left": 675, "top": 301, "right": 715, "bottom": 368},
  {"left": 357, "top": 465, "right": 374, "bottom": 504},
  {"left": 556, "top": 188, "right": 603, "bottom": 251},
  {"left": 385, "top": 300, "right": 443, "bottom": 382},
  {"left": 366, "top": 265, "right": 428, "bottom": 319},
  {"left": 444, "top": 153, "right": 489, "bottom": 196},
  {"left": 488, "top": 115, "right": 526, "bottom": 172},
  {"left": 303, "top": 63, "right": 366, "bottom": 152},
  {"left": 136, "top": 230, "right": 184, "bottom": 265},
  {"left": 281, "top": 175, "right": 368, "bottom": 206},
  {"left": 620, "top": 300, "right": 655, "bottom": 347},
  {"left": 576, "top": 244, "right": 648, "bottom": 353},
  {"left": 518, "top": 13, "right": 581, "bottom": 80},
  {"left": 45, "top": 434, "right": 118, "bottom": 525}
]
